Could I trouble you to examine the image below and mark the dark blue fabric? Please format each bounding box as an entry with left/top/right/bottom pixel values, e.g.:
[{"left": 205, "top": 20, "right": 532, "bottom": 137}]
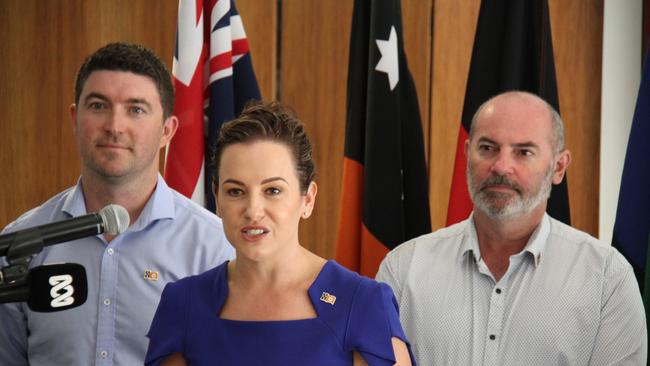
[
  {"left": 145, "top": 260, "right": 415, "bottom": 365},
  {"left": 613, "top": 46, "right": 650, "bottom": 288}
]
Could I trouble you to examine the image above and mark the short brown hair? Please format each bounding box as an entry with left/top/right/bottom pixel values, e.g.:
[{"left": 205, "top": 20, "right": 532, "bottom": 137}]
[
  {"left": 211, "top": 101, "right": 316, "bottom": 193},
  {"left": 74, "top": 42, "right": 174, "bottom": 119}
]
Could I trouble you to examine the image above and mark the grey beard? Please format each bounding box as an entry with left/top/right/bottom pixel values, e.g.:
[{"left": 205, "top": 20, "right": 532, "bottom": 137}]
[{"left": 467, "top": 166, "right": 553, "bottom": 220}]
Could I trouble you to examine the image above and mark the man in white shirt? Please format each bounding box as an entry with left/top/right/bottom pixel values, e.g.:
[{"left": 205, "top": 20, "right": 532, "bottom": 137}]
[{"left": 377, "top": 91, "right": 646, "bottom": 365}]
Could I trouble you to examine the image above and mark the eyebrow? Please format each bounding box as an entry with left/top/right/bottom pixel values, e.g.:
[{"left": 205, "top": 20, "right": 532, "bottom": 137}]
[
  {"left": 82, "top": 92, "right": 110, "bottom": 105},
  {"left": 476, "top": 137, "right": 540, "bottom": 149},
  {"left": 82, "top": 93, "right": 153, "bottom": 111},
  {"left": 125, "top": 98, "right": 153, "bottom": 111},
  {"left": 222, "top": 177, "right": 289, "bottom": 186}
]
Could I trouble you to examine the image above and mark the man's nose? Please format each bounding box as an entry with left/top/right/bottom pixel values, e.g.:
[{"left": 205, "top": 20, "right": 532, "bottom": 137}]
[
  {"left": 104, "top": 110, "right": 125, "bottom": 134},
  {"left": 489, "top": 151, "right": 515, "bottom": 176}
]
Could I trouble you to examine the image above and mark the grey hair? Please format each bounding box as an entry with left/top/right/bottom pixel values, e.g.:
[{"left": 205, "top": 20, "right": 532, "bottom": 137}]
[{"left": 468, "top": 91, "right": 565, "bottom": 153}]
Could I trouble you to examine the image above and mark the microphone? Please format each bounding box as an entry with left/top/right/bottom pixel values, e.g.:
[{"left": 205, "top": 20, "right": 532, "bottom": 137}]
[
  {"left": 0, "top": 204, "right": 130, "bottom": 257},
  {"left": 0, "top": 263, "right": 88, "bottom": 312}
]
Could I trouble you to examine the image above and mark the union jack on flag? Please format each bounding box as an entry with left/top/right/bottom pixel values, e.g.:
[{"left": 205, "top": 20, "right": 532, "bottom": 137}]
[{"left": 165, "top": 0, "right": 260, "bottom": 210}]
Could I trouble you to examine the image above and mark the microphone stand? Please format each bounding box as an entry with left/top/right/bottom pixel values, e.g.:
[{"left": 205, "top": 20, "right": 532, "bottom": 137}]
[{"left": 0, "top": 228, "right": 45, "bottom": 302}]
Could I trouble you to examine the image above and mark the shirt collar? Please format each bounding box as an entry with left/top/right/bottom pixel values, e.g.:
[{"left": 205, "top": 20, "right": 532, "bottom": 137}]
[
  {"left": 128, "top": 174, "right": 175, "bottom": 231},
  {"left": 61, "top": 178, "right": 88, "bottom": 218},
  {"left": 61, "top": 174, "right": 175, "bottom": 230},
  {"left": 462, "top": 212, "right": 551, "bottom": 267}
]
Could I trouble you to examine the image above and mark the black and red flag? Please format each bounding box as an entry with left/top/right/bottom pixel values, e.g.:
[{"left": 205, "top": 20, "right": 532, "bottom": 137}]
[
  {"left": 335, "top": 0, "right": 431, "bottom": 277},
  {"left": 446, "top": 0, "right": 570, "bottom": 225}
]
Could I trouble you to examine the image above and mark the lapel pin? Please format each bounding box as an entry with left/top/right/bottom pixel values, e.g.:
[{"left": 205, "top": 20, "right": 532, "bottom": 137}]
[
  {"left": 143, "top": 269, "right": 159, "bottom": 281},
  {"left": 320, "top": 292, "right": 336, "bottom": 305}
]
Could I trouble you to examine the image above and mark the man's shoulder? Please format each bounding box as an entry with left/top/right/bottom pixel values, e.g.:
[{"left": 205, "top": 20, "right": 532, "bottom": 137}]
[
  {"left": 3, "top": 188, "right": 74, "bottom": 233},
  {"left": 547, "top": 216, "right": 630, "bottom": 269},
  {"left": 167, "top": 189, "right": 223, "bottom": 229},
  {"left": 548, "top": 217, "right": 612, "bottom": 253},
  {"left": 387, "top": 219, "right": 468, "bottom": 259}
]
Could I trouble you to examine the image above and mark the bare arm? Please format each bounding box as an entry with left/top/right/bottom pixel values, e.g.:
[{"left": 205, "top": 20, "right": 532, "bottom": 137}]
[
  {"left": 160, "top": 353, "right": 187, "bottom": 366},
  {"left": 352, "top": 337, "right": 412, "bottom": 366}
]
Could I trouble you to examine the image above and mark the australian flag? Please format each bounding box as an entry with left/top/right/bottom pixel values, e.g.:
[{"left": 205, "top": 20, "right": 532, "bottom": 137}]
[{"left": 165, "top": 0, "right": 260, "bottom": 210}]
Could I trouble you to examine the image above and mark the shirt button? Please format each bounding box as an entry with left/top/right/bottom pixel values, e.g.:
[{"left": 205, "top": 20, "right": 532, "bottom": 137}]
[
  {"left": 495, "top": 288, "right": 502, "bottom": 294},
  {"left": 100, "top": 350, "right": 108, "bottom": 358},
  {"left": 107, "top": 248, "right": 114, "bottom": 255},
  {"left": 103, "top": 298, "right": 111, "bottom": 306},
  {"left": 489, "top": 334, "right": 496, "bottom": 340}
]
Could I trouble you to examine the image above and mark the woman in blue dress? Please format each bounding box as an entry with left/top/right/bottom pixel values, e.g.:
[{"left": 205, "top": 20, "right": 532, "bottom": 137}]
[{"left": 145, "top": 101, "right": 415, "bottom": 366}]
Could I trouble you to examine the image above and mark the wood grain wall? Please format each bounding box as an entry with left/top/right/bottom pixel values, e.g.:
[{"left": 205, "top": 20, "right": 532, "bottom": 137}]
[{"left": 0, "top": 0, "right": 602, "bottom": 259}]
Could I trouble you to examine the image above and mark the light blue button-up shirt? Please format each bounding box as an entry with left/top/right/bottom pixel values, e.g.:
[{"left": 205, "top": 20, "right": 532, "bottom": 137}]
[
  {"left": 377, "top": 214, "right": 647, "bottom": 366},
  {"left": 0, "top": 175, "right": 235, "bottom": 366}
]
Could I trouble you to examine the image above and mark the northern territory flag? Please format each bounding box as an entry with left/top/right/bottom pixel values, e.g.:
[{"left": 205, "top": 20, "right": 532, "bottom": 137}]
[{"left": 335, "top": 0, "right": 431, "bottom": 277}]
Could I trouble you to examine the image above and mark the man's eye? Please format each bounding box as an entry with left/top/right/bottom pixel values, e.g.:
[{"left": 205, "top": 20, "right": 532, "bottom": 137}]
[
  {"left": 478, "top": 144, "right": 494, "bottom": 152},
  {"left": 88, "top": 102, "right": 106, "bottom": 110},
  {"left": 129, "top": 106, "right": 146, "bottom": 115},
  {"left": 519, "top": 149, "right": 534, "bottom": 157}
]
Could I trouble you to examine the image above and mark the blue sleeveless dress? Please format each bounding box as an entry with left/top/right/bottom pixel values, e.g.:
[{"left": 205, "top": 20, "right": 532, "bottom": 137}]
[{"left": 145, "top": 260, "right": 415, "bottom": 365}]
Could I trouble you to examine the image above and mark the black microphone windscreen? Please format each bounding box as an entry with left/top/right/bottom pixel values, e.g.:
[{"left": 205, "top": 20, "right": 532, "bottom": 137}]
[{"left": 27, "top": 263, "right": 88, "bottom": 312}]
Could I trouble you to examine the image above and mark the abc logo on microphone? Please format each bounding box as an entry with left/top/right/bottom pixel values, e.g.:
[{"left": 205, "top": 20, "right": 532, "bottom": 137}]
[{"left": 28, "top": 264, "right": 88, "bottom": 312}]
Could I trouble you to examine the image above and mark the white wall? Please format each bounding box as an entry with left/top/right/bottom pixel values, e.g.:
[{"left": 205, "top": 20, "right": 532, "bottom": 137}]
[{"left": 599, "top": 0, "right": 643, "bottom": 243}]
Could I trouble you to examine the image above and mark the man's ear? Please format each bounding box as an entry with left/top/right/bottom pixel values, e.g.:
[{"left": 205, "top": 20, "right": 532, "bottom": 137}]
[
  {"left": 159, "top": 116, "right": 179, "bottom": 148},
  {"left": 70, "top": 104, "right": 78, "bottom": 132},
  {"left": 552, "top": 149, "right": 572, "bottom": 185}
]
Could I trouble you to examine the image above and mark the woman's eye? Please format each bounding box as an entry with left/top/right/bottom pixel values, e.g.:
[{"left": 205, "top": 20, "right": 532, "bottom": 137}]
[
  {"left": 226, "top": 188, "right": 244, "bottom": 197},
  {"left": 266, "top": 187, "right": 281, "bottom": 195}
]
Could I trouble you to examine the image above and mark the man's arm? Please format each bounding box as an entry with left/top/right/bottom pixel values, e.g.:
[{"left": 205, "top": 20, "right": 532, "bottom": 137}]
[
  {"left": 0, "top": 302, "right": 29, "bottom": 365},
  {"left": 376, "top": 242, "right": 416, "bottom": 302},
  {"left": 588, "top": 252, "right": 647, "bottom": 366}
]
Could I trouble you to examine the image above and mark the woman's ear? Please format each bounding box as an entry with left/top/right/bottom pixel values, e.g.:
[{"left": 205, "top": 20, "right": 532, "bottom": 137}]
[{"left": 301, "top": 181, "right": 318, "bottom": 219}]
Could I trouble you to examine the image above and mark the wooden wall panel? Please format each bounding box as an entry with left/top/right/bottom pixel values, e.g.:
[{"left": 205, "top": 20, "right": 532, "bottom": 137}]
[
  {"left": 237, "top": 0, "right": 277, "bottom": 100},
  {"left": 280, "top": 0, "right": 433, "bottom": 258},
  {"left": 549, "top": 0, "right": 602, "bottom": 236},
  {"left": 0, "top": 0, "right": 604, "bottom": 254},
  {"left": 428, "top": 0, "right": 481, "bottom": 231},
  {"left": 0, "top": 0, "right": 178, "bottom": 228},
  {"left": 402, "top": 0, "right": 433, "bottom": 158},
  {"left": 427, "top": 0, "right": 602, "bottom": 238},
  {"left": 280, "top": 1, "right": 354, "bottom": 258}
]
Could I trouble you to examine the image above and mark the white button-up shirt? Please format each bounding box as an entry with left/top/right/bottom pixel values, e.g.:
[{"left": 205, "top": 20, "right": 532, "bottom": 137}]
[{"left": 377, "top": 214, "right": 646, "bottom": 366}]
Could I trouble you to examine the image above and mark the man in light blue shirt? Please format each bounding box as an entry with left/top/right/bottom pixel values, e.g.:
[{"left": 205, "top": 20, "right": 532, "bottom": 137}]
[{"left": 0, "top": 43, "right": 234, "bottom": 365}]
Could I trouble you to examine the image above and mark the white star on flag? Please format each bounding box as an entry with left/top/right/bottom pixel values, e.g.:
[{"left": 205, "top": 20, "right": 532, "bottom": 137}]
[{"left": 375, "top": 26, "right": 399, "bottom": 90}]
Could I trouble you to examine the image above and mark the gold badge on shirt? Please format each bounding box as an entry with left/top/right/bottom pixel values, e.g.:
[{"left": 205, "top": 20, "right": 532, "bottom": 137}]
[
  {"left": 143, "top": 269, "right": 159, "bottom": 281},
  {"left": 320, "top": 292, "right": 336, "bottom": 305}
]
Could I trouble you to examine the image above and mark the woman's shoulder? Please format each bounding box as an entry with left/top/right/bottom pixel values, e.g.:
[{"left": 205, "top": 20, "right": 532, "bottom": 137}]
[
  {"left": 308, "top": 260, "right": 396, "bottom": 323},
  {"left": 309, "top": 261, "right": 407, "bottom": 364},
  {"left": 313, "top": 260, "right": 389, "bottom": 296},
  {"left": 163, "top": 261, "right": 229, "bottom": 308}
]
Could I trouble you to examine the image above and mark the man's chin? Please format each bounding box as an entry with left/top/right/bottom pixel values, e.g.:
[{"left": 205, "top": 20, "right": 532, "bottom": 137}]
[{"left": 475, "top": 200, "right": 526, "bottom": 220}]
